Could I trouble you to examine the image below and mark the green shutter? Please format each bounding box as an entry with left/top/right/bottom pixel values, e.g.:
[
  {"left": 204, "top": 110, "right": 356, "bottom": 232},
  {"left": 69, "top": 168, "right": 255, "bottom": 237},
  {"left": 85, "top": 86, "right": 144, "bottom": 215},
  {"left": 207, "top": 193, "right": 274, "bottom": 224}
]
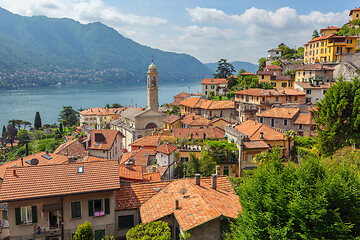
[
  {"left": 88, "top": 200, "right": 94, "bottom": 217},
  {"left": 94, "top": 229, "right": 105, "bottom": 240},
  {"left": 105, "top": 198, "right": 110, "bottom": 215},
  {"left": 32, "top": 206, "right": 38, "bottom": 223},
  {"left": 15, "top": 207, "right": 21, "bottom": 225},
  {"left": 71, "top": 202, "right": 76, "bottom": 218}
]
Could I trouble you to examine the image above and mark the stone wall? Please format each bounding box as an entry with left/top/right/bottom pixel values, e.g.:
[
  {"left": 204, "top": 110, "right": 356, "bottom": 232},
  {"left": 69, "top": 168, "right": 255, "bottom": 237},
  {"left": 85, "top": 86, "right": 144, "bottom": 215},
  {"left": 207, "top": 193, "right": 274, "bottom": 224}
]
[{"left": 342, "top": 53, "right": 360, "bottom": 69}]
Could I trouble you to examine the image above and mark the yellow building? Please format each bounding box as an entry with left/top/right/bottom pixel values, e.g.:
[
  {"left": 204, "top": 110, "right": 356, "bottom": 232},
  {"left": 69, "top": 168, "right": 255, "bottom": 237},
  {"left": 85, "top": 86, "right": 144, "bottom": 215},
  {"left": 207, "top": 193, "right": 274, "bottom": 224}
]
[
  {"left": 350, "top": 8, "right": 360, "bottom": 21},
  {"left": 257, "top": 65, "right": 293, "bottom": 89},
  {"left": 320, "top": 26, "right": 341, "bottom": 36},
  {"left": 304, "top": 34, "right": 358, "bottom": 63}
]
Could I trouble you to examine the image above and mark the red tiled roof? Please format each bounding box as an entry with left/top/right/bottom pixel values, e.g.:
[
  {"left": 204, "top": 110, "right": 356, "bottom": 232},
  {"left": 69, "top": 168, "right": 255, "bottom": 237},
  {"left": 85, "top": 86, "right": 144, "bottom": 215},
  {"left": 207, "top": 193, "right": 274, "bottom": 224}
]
[
  {"left": 266, "top": 65, "right": 282, "bottom": 70},
  {"left": 295, "top": 81, "right": 331, "bottom": 90},
  {"left": 54, "top": 138, "right": 87, "bottom": 160},
  {"left": 181, "top": 114, "right": 209, "bottom": 126},
  {"left": 174, "top": 92, "right": 190, "bottom": 98},
  {"left": 88, "top": 129, "right": 124, "bottom": 151},
  {"left": 235, "top": 88, "right": 304, "bottom": 96},
  {"left": 143, "top": 172, "right": 161, "bottom": 182},
  {"left": 243, "top": 141, "right": 270, "bottom": 149},
  {"left": 275, "top": 75, "right": 291, "bottom": 81},
  {"left": 84, "top": 156, "right": 111, "bottom": 162},
  {"left": 140, "top": 176, "right": 240, "bottom": 231},
  {"left": 156, "top": 143, "right": 178, "bottom": 155},
  {"left": 201, "top": 78, "right": 228, "bottom": 85},
  {"left": 120, "top": 148, "right": 157, "bottom": 167},
  {"left": 350, "top": 8, "right": 360, "bottom": 16},
  {"left": 169, "top": 100, "right": 181, "bottom": 106},
  {"left": 116, "top": 181, "right": 171, "bottom": 210},
  {"left": 0, "top": 152, "right": 68, "bottom": 180},
  {"left": 257, "top": 71, "right": 273, "bottom": 75},
  {"left": 0, "top": 160, "right": 120, "bottom": 202},
  {"left": 145, "top": 165, "right": 168, "bottom": 177},
  {"left": 240, "top": 72, "right": 256, "bottom": 76},
  {"left": 320, "top": 26, "right": 341, "bottom": 32},
  {"left": 119, "top": 165, "right": 144, "bottom": 181},
  {"left": 294, "top": 113, "right": 314, "bottom": 125},
  {"left": 172, "top": 127, "right": 225, "bottom": 139},
  {"left": 162, "top": 115, "right": 181, "bottom": 124},
  {"left": 257, "top": 108, "right": 299, "bottom": 119},
  {"left": 179, "top": 97, "right": 203, "bottom": 109},
  {"left": 235, "top": 120, "right": 284, "bottom": 141},
  {"left": 79, "top": 107, "right": 122, "bottom": 116}
]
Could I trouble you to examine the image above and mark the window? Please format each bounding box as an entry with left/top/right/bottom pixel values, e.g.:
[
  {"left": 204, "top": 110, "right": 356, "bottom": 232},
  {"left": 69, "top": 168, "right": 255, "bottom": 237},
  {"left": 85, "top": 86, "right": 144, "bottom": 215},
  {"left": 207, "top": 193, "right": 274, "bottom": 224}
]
[
  {"left": 299, "top": 124, "right": 303, "bottom": 129},
  {"left": 261, "top": 75, "right": 264, "bottom": 79},
  {"left": 118, "top": 215, "right": 134, "bottom": 229},
  {"left": 205, "top": 91, "right": 207, "bottom": 95},
  {"left": 15, "top": 206, "right": 37, "bottom": 225},
  {"left": 259, "top": 117, "right": 264, "bottom": 123},
  {"left": 2, "top": 209, "right": 8, "bottom": 220},
  {"left": 88, "top": 198, "right": 110, "bottom": 217},
  {"left": 223, "top": 167, "right": 229, "bottom": 176},
  {"left": 275, "top": 96, "right": 279, "bottom": 101},
  {"left": 283, "top": 119, "right": 288, "bottom": 126},
  {"left": 71, "top": 201, "right": 81, "bottom": 218},
  {"left": 306, "top": 90, "right": 311, "bottom": 94},
  {"left": 49, "top": 211, "right": 59, "bottom": 230},
  {"left": 298, "top": 72, "right": 300, "bottom": 76},
  {"left": 347, "top": 39, "right": 353, "bottom": 44},
  {"left": 270, "top": 118, "right": 275, "bottom": 127},
  {"left": 94, "top": 229, "right": 106, "bottom": 240},
  {"left": 295, "top": 96, "right": 298, "bottom": 101},
  {"left": 282, "top": 83, "right": 287, "bottom": 88},
  {"left": 262, "top": 97, "right": 265, "bottom": 102},
  {"left": 306, "top": 97, "right": 312, "bottom": 104},
  {"left": 205, "top": 85, "right": 207, "bottom": 89}
]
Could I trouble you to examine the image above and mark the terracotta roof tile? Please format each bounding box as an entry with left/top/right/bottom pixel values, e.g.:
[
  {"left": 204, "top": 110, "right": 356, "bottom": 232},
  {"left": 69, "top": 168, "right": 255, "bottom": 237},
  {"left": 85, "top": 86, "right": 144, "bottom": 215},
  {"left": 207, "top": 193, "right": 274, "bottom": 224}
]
[
  {"left": 145, "top": 165, "right": 168, "bottom": 177},
  {"left": 235, "top": 88, "right": 304, "bottom": 96},
  {"left": 0, "top": 160, "right": 120, "bottom": 202},
  {"left": 84, "top": 156, "right": 112, "bottom": 162},
  {"left": 181, "top": 114, "right": 209, "bottom": 126},
  {"left": 116, "top": 181, "right": 171, "bottom": 210},
  {"left": 266, "top": 65, "right": 282, "bottom": 70},
  {"left": 54, "top": 138, "right": 87, "bottom": 160},
  {"left": 201, "top": 78, "right": 228, "bottom": 85},
  {"left": 350, "top": 8, "right": 360, "bottom": 16},
  {"left": 257, "top": 71, "right": 273, "bottom": 75},
  {"left": 295, "top": 64, "right": 334, "bottom": 71},
  {"left": 294, "top": 113, "right": 314, "bottom": 125},
  {"left": 140, "top": 176, "right": 240, "bottom": 231},
  {"left": 162, "top": 115, "right": 181, "bottom": 124},
  {"left": 243, "top": 141, "right": 270, "bottom": 149},
  {"left": 120, "top": 149, "right": 156, "bottom": 167},
  {"left": 179, "top": 97, "right": 203, "bottom": 109},
  {"left": 172, "top": 127, "right": 225, "bottom": 139},
  {"left": 0, "top": 152, "right": 68, "bottom": 180},
  {"left": 129, "top": 135, "right": 175, "bottom": 148},
  {"left": 156, "top": 143, "right": 178, "bottom": 155},
  {"left": 119, "top": 165, "right": 144, "bottom": 181},
  {"left": 320, "top": 26, "right": 341, "bottom": 32},
  {"left": 257, "top": 108, "right": 299, "bottom": 119},
  {"left": 79, "top": 107, "right": 121, "bottom": 116},
  {"left": 143, "top": 172, "right": 161, "bottom": 182},
  {"left": 235, "top": 120, "right": 284, "bottom": 141},
  {"left": 240, "top": 72, "right": 256, "bottom": 76},
  {"left": 174, "top": 92, "right": 190, "bottom": 98},
  {"left": 295, "top": 81, "right": 331, "bottom": 89},
  {"left": 88, "top": 129, "right": 124, "bottom": 151}
]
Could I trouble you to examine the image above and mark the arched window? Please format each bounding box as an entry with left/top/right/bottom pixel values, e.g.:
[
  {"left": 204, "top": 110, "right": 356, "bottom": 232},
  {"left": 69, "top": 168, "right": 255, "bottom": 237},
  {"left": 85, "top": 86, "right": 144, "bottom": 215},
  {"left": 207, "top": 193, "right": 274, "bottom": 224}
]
[{"left": 145, "top": 122, "right": 157, "bottom": 129}]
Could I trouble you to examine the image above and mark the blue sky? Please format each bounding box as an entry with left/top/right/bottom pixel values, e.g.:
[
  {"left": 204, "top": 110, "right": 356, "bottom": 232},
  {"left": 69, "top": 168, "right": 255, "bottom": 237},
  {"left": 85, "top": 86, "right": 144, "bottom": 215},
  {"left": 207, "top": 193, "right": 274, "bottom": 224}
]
[{"left": 0, "top": 0, "right": 358, "bottom": 64}]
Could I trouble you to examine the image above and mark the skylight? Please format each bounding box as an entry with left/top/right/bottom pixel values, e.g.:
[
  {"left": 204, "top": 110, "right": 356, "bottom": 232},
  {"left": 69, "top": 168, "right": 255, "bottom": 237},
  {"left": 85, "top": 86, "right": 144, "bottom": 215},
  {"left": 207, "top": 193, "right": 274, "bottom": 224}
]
[{"left": 78, "top": 166, "right": 84, "bottom": 173}]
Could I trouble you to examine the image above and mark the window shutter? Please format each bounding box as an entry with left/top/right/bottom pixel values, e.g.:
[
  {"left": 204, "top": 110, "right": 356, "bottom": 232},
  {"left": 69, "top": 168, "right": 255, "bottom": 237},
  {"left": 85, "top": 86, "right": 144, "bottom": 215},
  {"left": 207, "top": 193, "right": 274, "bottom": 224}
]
[
  {"left": 71, "top": 202, "right": 76, "bottom": 218},
  {"left": 105, "top": 198, "right": 110, "bottom": 215},
  {"left": 15, "top": 207, "right": 21, "bottom": 225},
  {"left": 88, "top": 200, "right": 94, "bottom": 217},
  {"left": 32, "top": 206, "right": 38, "bottom": 223}
]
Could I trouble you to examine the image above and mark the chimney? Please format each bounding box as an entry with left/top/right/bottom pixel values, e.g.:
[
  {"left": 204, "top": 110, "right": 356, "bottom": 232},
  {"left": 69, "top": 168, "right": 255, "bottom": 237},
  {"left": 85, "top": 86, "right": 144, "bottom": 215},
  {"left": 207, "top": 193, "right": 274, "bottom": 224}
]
[
  {"left": 21, "top": 157, "right": 24, "bottom": 166},
  {"left": 195, "top": 174, "right": 201, "bottom": 186},
  {"left": 46, "top": 150, "right": 49, "bottom": 155},
  {"left": 260, "top": 131, "right": 264, "bottom": 139},
  {"left": 216, "top": 166, "right": 221, "bottom": 176},
  {"left": 152, "top": 166, "right": 157, "bottom": 173},
  {"left": 13, "top": 169, "right": 17, "bottom": 176},
  {"left": 175, "top": 199, "right": 179, "bottom": 210},
  {"left": 211, "top": 174, "right": 217, "bottom": 190},
  {"left": 68, "top": 155, "right": 75, "bottom": 163}
]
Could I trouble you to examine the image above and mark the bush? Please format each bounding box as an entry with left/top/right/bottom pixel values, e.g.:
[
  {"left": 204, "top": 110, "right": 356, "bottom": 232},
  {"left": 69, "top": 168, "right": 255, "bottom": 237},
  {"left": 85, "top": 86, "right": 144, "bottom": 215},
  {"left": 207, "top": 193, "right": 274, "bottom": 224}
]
[
  {"left": 73, "top": 221, "right": 94, "bottom": 240},
  {"left": 126, "top": 221, "right": 171, "bottom": 240}
]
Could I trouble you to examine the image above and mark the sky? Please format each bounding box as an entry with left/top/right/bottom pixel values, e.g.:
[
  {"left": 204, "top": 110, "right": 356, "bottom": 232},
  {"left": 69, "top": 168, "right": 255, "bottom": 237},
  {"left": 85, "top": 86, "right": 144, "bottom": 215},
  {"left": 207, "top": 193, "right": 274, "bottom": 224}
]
[{"left": 0, "top": 0, "right": 358, "bottom": 64}]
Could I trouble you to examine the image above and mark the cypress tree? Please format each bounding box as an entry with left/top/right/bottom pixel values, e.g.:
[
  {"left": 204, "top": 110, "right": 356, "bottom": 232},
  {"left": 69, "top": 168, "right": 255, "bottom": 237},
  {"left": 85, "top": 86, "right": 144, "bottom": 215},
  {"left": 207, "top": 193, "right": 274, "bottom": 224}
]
[
  {"left": 34, "top": 112, "right": 42, "bottom": 130},
  {"left": 59, "top": 122, "right": 63, "bottom": 133},
  {"left": 2, "top": 126, "right": 5, "bottom": 137}
]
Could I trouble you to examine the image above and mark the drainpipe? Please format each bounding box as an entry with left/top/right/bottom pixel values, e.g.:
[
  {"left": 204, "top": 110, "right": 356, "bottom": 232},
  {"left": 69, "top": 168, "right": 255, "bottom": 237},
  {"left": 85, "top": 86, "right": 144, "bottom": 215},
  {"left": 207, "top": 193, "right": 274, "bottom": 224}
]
[{"left": 61, "top": 197, "right": 64, "bottom": 240}]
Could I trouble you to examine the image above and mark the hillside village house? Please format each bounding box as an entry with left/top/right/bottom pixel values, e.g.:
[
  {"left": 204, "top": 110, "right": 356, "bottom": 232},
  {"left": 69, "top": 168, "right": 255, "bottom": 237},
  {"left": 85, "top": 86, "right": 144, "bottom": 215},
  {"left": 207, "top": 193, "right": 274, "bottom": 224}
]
[
  {"left": 79, "top": 107, "right": 124, "bottom": 129},
  {"left": 180, "top": 114, "right": 209, "bottom": 128},
  {"left": 295, "top": 81, "right": 331, "bottom": 104},
  {"left": 155, "top": 143, "right": 178, "bottom": 180},
  {"left": 303, "top": 34, "right": 358, "bottom": 63},
  {"left": 295, "top": 64, "right": 334, "bottom": 83},
  {"left": 54, "top": 137, "right": 88, "bottom": 161},
  {"left": 179, "top": 97, "right": 236, "bottom": 119},
  {"left": 349, "top": 8, "right": 360, "bottom": 22},
  {"left": 320, "top": 26, "right": 341, "bottom": 36},
  {"left": 88, "top": 129, "right": 124, "bottom": 160},
  {"left": 162, "top": 115, "right": 181, "bottom": 130},
  {"left": 257, "top": 107, "right": 300, "bottom": 131},
  {"left": 257, "top": 65, "right": 293, "bottom": 89},
  {"left": 201, "top": 78, "right": 228, "bottom": 97},
  {"left": 0, "top": 160, "right": 120, "bottom": 240},
  {"left": 234, "top": 88, "right": 306, "bottom": 122},
  {"left": 169, "top": 92, "right": 201, "bottom": 107},
  {"left": 267, "top": 48, "right": 283, "bottom": 60}
]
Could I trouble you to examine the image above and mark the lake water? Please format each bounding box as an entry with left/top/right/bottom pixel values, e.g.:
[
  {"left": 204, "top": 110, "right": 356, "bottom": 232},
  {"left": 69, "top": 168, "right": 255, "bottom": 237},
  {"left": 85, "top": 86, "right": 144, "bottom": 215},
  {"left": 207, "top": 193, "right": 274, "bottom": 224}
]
[{"left": 0, "top": 81, "right": 202, "bottom": 128}]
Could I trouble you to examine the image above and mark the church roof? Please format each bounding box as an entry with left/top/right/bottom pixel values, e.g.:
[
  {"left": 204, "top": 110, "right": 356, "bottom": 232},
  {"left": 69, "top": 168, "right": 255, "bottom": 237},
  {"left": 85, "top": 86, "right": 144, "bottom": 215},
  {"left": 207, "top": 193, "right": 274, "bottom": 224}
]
[{"left": 120, "top": 107, "right": 144, "bottom": 121}]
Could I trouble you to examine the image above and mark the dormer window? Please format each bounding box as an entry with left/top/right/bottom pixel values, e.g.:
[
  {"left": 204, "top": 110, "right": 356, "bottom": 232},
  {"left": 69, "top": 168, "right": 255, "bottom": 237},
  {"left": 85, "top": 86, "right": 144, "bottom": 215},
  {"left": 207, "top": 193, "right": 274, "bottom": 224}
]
[{"left": 78, "top": 166, "right": 84, "bottom": 173}]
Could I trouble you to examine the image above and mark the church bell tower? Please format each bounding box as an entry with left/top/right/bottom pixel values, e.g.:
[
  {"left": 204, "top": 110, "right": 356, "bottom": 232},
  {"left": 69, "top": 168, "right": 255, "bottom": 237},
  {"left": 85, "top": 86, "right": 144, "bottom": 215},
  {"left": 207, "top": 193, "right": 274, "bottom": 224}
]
[{"left": 147, "top": 60, "right": 159, "bottom": 110}]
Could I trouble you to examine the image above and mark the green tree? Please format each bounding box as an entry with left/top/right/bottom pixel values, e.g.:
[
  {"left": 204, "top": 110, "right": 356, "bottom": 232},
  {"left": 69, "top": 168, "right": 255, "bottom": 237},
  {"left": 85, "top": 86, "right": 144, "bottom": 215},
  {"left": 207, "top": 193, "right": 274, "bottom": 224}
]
[
  {"left": 3, "top": 124, "right": 18, "bottom": 148},
  {"left": 227, "top": 149, "right": 360, "bottom": 240},
  {"left": 214, "top": 59, "right": 235, "bottom": 78},
  {"left": 271, "top": 60, "right": 282, "bottom": 67},
  {"left": 227, "top": 75, "right": 238, "bottom": 88},
  {"left": 168, "top": 105, "right": 181, "bottom": 115},
  {"left": 283, "top": 130, "right": 295, "bottom": 158},
  {"left": 126, "top": 221, "right": 171, "bottom": 240},
  {"left": 22, "top": 121, "right": 32, "bottom": 129},
  {"left": 313, "top": 77, "right": 360, "bottom": 156},
  {"left": 33, "top": 130, "right": 46, "bottom": 140},
  {"left": 34, "top": 112, "right": 42, "bottom": 130},
  {"left": 17, "top": 129, "right": 30, "bottom": 145},
  {"left": 174, "top": 159, "right": 185, "bottom": 179},
  {"left": 186, "top": 153, "right": 200, "bottom": 177},
  {"left": 312, "top": 29, "right": 320, "bottom": 39},
  {"left": 199, "top": 152, "right": 216, "bottom": 177},
  {"left": 58, "top": 106, "right": 78, "bottom": 126},
  {"left": 258, "top": 57, "right": 266, "bottom": 71},
  {"left": 73, "top": 221, "right": 94, "bottom": 240},
  {"left": 59, "top": 122, "right": 63, "bottom": 134}
]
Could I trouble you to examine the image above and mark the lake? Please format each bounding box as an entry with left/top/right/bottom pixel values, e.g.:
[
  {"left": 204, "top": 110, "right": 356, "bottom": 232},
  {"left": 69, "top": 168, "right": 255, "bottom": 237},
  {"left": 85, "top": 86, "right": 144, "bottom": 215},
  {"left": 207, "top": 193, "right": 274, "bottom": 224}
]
[{"left": 0, "top": 81, "right": 202, "bottom": 128}]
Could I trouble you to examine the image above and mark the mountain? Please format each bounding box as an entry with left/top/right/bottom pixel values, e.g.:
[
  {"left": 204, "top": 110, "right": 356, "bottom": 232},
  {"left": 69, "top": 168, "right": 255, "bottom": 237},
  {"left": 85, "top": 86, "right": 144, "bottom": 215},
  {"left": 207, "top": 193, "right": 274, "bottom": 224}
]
[
  {"left": 205, "top": 61, "right": 258, "bottom": 75},
  {"left": 0, "top": 7, "right": 213, "bottom": 87}
]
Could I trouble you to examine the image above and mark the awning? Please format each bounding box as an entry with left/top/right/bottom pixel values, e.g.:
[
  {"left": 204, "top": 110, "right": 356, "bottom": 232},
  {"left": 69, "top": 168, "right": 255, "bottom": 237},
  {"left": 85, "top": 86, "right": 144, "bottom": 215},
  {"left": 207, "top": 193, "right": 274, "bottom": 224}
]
[{"left": 42, "top": 203, "right": 62, "bottom": 212}]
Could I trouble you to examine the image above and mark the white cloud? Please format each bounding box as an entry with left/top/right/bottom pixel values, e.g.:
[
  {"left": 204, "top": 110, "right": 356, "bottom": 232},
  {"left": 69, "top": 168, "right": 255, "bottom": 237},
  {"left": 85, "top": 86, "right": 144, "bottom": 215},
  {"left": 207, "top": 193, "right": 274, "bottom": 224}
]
[{"left": 0, "top": 0, "right": 167, "bottom": 37}]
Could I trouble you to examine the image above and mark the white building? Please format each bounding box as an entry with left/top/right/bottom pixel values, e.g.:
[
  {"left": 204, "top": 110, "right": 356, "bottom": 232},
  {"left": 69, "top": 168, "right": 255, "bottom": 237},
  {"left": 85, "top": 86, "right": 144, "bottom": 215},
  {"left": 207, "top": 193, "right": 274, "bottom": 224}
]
[
  {"left": 155, "top": 143, "right": 178, "bottom": 180},
  {"left": 294, "top": 81, "right": 330, "bottom": 104},
  {"left": 88, "top": 129, "right": 124, "bottom": 160},
  {"left": 268, "top": 48, "right": 283, "bottom": 59}
]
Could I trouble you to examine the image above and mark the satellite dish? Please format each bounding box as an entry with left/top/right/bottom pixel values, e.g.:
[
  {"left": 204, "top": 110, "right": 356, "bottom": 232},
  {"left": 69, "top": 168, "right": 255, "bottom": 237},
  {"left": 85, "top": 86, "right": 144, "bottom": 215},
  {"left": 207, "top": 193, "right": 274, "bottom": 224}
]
[
  {"left": 30, "top": 158, "right": 39, "bottom": 165},
  {"left": 179, "top": 188, "right": 188, "bottom": 195}
]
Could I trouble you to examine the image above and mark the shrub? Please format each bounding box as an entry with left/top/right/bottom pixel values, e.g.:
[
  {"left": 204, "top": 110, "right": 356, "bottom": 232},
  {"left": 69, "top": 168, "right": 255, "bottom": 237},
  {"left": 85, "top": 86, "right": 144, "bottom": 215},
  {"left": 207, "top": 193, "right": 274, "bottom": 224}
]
[
  {"left": 126, "top": 221, "right": 171, "bottom": 240},
  {"left": 73, "top": 221, "right": 94, "bottom": 240}
]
